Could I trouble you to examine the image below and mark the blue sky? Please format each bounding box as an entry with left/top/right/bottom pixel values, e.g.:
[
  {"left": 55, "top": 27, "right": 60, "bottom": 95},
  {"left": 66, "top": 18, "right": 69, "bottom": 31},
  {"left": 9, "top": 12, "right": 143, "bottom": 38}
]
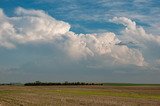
[
  {"left": 1, "top": 0, "right": 159, "bottom": 34},
  {"left": 0, "top": 0, "right": 160, "bottom": 83}
]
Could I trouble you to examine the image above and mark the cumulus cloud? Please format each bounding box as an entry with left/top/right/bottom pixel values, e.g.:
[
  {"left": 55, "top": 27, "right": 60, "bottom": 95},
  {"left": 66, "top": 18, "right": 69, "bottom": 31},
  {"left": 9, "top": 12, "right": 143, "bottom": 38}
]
[
  {"left": 111, "top": 17, "right": 160, "bottom": 69},
  {"left": 111, "top": 17, "right": 160, "bottom": 47},
  {"left": 0, "top": 7, "right": 70, "bottom": 48},
  {"left": 0, "top": 7, "right": 148, "bottom": 67}
]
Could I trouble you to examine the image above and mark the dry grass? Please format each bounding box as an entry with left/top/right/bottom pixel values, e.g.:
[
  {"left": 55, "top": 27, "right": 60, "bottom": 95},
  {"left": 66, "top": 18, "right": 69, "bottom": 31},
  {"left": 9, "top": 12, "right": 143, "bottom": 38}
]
[{"left": 0, "top": 85, "right": 160, "bottom": 106}]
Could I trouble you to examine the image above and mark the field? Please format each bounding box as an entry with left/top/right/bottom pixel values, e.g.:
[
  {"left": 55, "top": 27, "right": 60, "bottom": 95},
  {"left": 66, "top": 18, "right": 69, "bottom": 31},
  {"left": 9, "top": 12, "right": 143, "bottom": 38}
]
[{"left": 0, "top": 85, "right": 160, "bottom": 106}]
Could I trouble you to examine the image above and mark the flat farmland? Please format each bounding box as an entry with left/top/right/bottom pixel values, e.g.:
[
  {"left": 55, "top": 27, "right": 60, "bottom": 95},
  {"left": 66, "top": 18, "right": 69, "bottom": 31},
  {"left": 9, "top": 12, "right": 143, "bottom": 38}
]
[{"left": 0, "top": 85, "right": 160, "bottom": 106}]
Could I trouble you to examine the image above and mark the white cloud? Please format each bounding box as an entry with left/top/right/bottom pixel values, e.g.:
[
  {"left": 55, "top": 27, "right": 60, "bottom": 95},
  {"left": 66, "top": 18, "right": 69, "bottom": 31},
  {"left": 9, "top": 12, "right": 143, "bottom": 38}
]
[
  {"left": 111, "top": 17, "right": 160, "bottom": 47},
  {"left": 0, "top": 8, "right": 147, "bottom": 67},
  {"left": 0, "top": 7, "right": 71, "bottom": 47},
  {"left": 0, "top": 9, "right": 16, "bottom": 48}
]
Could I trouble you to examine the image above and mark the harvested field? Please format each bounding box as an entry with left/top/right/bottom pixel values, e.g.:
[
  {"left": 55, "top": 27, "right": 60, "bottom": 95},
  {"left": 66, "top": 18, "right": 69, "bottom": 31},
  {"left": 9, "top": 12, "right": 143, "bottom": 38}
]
[{"left": 0, "top": 85, "right": 160, "bottom": 106}]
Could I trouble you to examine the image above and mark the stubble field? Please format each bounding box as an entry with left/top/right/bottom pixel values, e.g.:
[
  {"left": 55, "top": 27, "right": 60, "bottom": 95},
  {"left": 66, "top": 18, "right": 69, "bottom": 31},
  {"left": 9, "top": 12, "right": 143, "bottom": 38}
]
[{"left": 0, "top": 85, "right": 160, "bottom": 106}]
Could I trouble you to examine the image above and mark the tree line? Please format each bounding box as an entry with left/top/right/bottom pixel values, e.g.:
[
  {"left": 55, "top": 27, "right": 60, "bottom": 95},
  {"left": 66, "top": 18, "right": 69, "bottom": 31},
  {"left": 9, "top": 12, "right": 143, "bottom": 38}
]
[{"left": 24, "top": 81, "right": 103, "bottom": 86}]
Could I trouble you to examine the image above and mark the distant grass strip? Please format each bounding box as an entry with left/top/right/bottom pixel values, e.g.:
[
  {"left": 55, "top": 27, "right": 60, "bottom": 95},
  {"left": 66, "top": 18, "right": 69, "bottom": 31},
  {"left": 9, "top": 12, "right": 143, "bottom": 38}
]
[
  {"left": 103, "top": 83, "right": 160, "bottom": 86},
  {"left": 44, "top": 89, "right": 160, "bottom": 100},
  {"left": 0, "top": 90, "right": 27, "bottom": 94},
  {"left": 1, "top": 86, "right": 160, "bottom": 100}
]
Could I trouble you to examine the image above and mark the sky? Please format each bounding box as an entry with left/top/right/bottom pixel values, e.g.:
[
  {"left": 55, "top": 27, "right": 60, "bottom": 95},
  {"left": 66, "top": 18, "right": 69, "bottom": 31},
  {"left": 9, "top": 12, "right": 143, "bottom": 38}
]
[{"left": 0, "top": 0, "right": 160, "bottom": 83}]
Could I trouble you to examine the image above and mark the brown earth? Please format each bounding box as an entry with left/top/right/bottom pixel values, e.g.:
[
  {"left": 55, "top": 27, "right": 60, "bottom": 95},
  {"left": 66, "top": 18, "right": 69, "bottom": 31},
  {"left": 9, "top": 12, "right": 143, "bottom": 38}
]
[{"left": 0, "top": 85, "right": 160, "bottom": 106}]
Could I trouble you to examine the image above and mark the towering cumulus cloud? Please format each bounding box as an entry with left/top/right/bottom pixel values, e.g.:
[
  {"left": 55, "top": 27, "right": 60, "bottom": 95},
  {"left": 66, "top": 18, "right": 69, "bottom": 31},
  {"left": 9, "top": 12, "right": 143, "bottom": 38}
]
[
  {"left": 111, "top": 17, "right": 160, "bottom": 46},
  {"left": 0, "top": 7, "right": 154, "bottom": 68},
  {"left": 0, "top": 7, "right": 70, "bottom": 45}
]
